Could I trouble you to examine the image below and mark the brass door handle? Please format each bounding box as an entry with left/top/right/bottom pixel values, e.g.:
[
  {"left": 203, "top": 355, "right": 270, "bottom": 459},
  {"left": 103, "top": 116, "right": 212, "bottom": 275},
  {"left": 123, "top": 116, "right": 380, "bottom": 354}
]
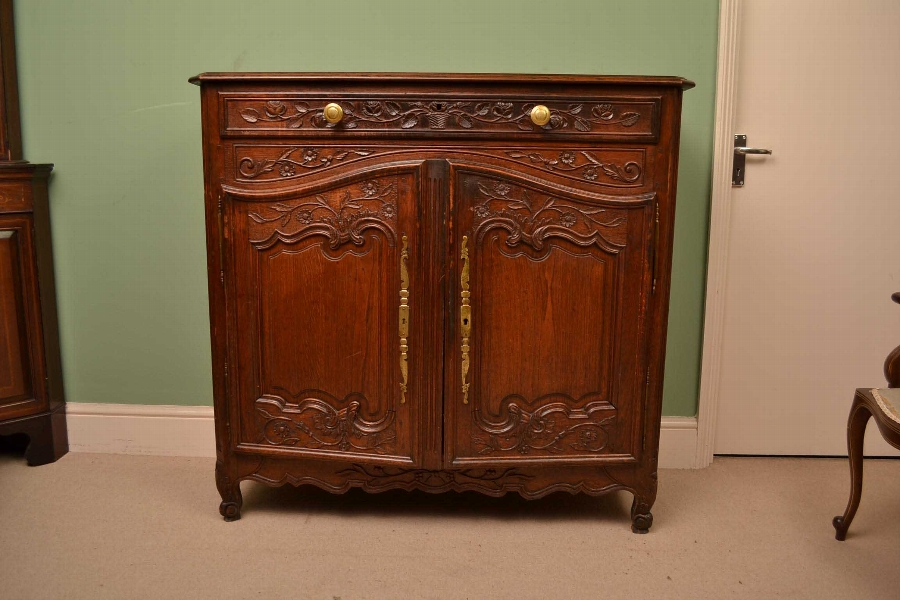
[
  {"left": 399, "top": 235, "right": 410, "bottom": 404},
  {"left": 323, "top": 102, "right": 344, "bottom": 124},
  {"left": 460, "top": 235, "right": 471, "bottom": 404}
]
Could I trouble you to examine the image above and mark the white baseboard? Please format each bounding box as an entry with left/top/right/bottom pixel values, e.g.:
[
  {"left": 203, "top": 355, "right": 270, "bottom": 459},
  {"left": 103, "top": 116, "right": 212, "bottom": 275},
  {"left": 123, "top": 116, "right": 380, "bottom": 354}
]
[
  {"left": 66, "top": 404, "right": 700, "bottom": 468},
  {"left": 658, "top": 416, "right": 700, "bottom": 469},
  {"left": 66, "top": 403, "right": 216, "bottom": 458}
]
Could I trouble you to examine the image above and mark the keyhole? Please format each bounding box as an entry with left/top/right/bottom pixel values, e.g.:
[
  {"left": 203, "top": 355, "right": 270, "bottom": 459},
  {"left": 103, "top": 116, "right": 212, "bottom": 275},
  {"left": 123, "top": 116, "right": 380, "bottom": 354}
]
[{"left": 463, "top": 318, "right": 469, "bottom": 325}]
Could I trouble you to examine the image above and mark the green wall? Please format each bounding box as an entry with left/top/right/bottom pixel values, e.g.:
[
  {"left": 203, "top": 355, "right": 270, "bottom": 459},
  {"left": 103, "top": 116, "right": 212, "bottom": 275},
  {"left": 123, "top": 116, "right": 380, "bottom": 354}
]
[{"left": 14, "top": 0, "right": 717, "bottom": 416}]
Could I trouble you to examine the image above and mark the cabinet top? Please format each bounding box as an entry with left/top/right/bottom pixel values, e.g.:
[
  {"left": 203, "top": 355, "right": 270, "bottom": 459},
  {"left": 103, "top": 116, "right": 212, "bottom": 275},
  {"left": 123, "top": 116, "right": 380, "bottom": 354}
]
[{"left": 189, "top": 72, "right": 695, "bottom": 90}]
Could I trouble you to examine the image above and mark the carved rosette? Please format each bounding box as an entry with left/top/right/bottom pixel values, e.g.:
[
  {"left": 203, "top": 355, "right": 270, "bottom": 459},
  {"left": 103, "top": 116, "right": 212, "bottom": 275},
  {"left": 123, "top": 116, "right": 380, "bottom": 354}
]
[
  {"left": 470, "top": 177, "right": 629, "bottom": 251},
  {"left": 503, "top": 150, "right": 643, "bottom": 187},
  {"left": 230, "top": 98, "right": 653, "bottom": 135},
  {"left": 473, "top": 399, "right": 617, "bottom": 456},
  {"left": 256, "top": 395, "right": 397, "bottom": 455},
  {"left": 248, "top": 177, "right": 398, "bottom": 248}
]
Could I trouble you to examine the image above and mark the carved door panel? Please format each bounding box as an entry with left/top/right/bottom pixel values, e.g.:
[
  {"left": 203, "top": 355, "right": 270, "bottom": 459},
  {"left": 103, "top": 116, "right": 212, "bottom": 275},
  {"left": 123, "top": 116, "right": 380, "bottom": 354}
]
[
  {"left": 0, "top": 215, "right": 44, "bottom": 420},
  {"left": 445, "top": 166, "right": 656, "bottom": 466},
  {"left": 226, "top": 165, "right": 432, "bottom": 466}
]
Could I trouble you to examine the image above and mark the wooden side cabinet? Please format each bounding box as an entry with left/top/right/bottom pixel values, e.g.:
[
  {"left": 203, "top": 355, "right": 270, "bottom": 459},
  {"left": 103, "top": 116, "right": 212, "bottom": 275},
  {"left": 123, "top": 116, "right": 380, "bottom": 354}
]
[
  {"left": 0, "top": 0, "right": 67, "bottom": 464},
  {"left": 191, "top": 73, "right": 692, "bottom": 532},
  {"left": 0, "top": 162, "right": 68, "bottom": 464}
]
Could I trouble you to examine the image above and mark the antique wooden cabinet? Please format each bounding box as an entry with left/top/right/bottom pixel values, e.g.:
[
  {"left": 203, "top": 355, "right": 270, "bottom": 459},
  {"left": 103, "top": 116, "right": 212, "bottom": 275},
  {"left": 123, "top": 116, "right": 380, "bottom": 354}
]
[
  {"left": 191, "top": 73, "right": 692, "bottom": 532},
  {"left": 0, "top": 0, "right": 67, "bottom": 465},
  {"left": 0, "top": 162, "right": 67, "bottom": 464}
]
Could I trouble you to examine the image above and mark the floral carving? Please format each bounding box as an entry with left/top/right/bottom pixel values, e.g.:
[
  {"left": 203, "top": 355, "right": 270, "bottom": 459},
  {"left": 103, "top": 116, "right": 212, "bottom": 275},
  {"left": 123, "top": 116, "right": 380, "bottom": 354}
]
[
  {"left": 246, "top": 461, "right": 628, "bottom": 500},
  {"left": 473, "top": 400, "right": 616, "bottom": 455},
  {"left": 256, "top": 395, "right": 396, "bottom": 454},
  {"left": 248, "top": 178, "right": 398, "bottom": 248},
  {"left": 504, "top": 150, "right": 642, "bottom": 185},
  {"left": 234, "top": 99, "right": 647, "bottom": 133},
  {"left": 471, "top": 178, "right": 627, "bottom": 251},
  {"left": 338, "top": 464, "right": 533, "bottom": 492},
  {"left": 238, "top": 146, "right": 377, "bottom": 180}
]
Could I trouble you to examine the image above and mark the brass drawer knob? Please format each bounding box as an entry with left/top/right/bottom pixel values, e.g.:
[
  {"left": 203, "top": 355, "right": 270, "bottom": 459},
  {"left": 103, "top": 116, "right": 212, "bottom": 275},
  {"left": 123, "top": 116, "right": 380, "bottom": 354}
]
[
  {"left": 323, "top": 102, "right": 344, "bottom": 124},
  {"left": 530, "top": 104, "right": 551, "bottom": 126}
]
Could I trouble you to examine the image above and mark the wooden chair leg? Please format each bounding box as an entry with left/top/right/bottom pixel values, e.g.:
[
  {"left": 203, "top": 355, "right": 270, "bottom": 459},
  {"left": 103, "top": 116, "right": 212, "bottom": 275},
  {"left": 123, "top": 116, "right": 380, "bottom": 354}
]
[{"left": 833, "top": 396, "right": 871, "bottom": 541}]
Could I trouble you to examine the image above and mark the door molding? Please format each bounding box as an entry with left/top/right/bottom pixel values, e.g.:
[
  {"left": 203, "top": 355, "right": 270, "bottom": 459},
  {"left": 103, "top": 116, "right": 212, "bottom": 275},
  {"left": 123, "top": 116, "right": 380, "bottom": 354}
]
[{"left": 695, "top": 0, "right": 742, "bottom": 468}]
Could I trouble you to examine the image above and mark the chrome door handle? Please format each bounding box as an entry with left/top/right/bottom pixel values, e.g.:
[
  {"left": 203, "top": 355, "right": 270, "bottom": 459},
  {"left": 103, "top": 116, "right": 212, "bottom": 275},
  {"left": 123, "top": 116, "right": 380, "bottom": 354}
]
[
  {"left": 733, "top": 134, "right": 772, "bottom": 186},
  {"left": 734, "top": 147, "right": 772, "bottom": 155}
]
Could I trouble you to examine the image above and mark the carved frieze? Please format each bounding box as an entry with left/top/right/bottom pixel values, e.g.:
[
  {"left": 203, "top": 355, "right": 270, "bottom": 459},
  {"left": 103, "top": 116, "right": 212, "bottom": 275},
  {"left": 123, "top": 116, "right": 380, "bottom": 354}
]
[
  {"left": 338, "top": 464, "right": 533, "bottom": 493},
  {"left": 473, "top": 400, "right": 617, "bottom": 456},
  {"left": 503, "top": 149, "right": 643, "bottom": 187},
  {"left": 224, "top": 97, "right": 657, "bottom": 138},
  {"left": 256, "top": 395, "right": 397, "bottom": 454},
  {"left": 231, "top": 146, "right": 644, "bottom": 189},
  {"left": 247, "top": 177, "right": 398, "bottom": 248},
  {"left": 236, "top": 146, "right": 378, "bottom": 181},
  {"left": 470, "top": 177, "right": 630, "bottom": 251},
  {"left": 242, "top": 459, "right": 630, "bottom": 500}
]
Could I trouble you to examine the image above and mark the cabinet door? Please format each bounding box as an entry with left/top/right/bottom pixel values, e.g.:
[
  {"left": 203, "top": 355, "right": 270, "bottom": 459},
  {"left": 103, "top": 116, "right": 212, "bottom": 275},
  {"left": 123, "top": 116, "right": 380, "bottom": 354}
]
[
  {"left": 225, "top": 165, "right": 433, "bottom": 467},
  {"left": 445, "top": 166, "right": 656, "bottom": 466},
  {"left": 0, "top": 215, "right": 45, "bottom": 420}
]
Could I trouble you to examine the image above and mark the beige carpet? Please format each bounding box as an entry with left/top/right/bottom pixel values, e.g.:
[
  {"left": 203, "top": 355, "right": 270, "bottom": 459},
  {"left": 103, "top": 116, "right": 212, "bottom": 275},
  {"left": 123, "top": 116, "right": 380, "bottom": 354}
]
[{"left": 1, "top": 452, "right": 899, "bottom": 599}]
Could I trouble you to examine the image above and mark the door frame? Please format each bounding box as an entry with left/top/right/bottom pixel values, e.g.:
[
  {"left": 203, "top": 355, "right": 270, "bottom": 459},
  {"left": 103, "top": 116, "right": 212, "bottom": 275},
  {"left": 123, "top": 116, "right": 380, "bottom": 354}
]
[{"left": 695, "top": 0, "right": 742, "bottom": 468}]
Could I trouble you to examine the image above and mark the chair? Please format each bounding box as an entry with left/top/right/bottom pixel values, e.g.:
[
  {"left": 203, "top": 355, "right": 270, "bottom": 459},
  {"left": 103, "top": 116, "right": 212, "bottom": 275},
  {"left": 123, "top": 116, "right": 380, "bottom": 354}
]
[{"left": 833, "top": 293, "right": 900, "bottom": 541}]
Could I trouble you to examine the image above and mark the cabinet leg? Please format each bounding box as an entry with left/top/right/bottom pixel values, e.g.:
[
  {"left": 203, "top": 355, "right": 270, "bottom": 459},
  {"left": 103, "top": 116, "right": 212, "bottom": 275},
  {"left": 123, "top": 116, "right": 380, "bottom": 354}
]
[
  {"left": 631, "top": 489, "right": 656, "bottom": 534},
  {"left": 0, "top": 409, "right": 68, "bottom": 466},
  {"left": 215, "top": 462, "right": 243, "bottom": 522},
  {"left": 833, "top": 396, "right": 871, "bottom": 541}
]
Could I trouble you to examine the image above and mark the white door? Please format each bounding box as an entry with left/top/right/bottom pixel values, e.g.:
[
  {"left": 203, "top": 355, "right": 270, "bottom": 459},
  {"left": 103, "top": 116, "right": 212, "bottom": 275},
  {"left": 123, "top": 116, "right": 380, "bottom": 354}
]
[{"left": 713, "top": 0, "right": 900, "bottom": 455}]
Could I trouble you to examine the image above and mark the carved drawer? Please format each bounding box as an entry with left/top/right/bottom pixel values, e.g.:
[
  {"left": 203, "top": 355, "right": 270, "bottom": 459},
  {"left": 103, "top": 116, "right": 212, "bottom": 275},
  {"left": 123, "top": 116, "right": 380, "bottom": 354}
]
[
  {"left": 220, "top": 94, "right": 661, "bottom": 142},
  {"left": 193, "top": 72, "right": 692, "bottom": 532}
]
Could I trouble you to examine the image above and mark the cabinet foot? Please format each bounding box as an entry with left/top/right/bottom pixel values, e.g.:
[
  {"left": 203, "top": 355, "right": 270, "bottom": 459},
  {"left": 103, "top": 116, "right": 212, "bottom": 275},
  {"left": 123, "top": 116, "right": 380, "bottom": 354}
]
[
  {"left": 0, "top": 409, "right": 68, "bottom": 466},
  {"left": 220, "top": 498, "right": 242, "bottom": 522},
  {"left": 631, "top": 493, "right": 655, "bottom": 534},
  {"left": 631, "top": 512, "right": 653, "bottom": 534},
  {"left": 215, "top": 463, "right": 243, "bottom": 522}
]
